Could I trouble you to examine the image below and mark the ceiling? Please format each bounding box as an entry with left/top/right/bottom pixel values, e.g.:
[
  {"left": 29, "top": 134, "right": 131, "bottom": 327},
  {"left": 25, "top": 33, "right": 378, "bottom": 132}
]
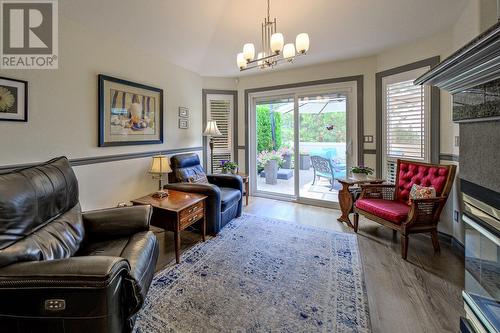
[{"left": 62, "top": 0, "right": 468, "bottom": 77}]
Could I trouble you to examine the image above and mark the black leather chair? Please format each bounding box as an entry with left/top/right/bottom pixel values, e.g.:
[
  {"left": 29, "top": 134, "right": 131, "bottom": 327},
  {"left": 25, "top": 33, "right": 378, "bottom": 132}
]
[
  {"left": 0, "top": 157, "right": 159, "bottom": 333},
  {"left": 164, "top": 153, "right": 243, "bottom": 235}
]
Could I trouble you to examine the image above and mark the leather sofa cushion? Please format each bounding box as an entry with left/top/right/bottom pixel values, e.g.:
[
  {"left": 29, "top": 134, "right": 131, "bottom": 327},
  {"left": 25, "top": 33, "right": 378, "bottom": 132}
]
[
  {"left": 0, "top": 157, "right": 83, "bottom": 268},
  {"left": 170, "top": 153, "right": 209, "bottom": 183},
  {"left": 396, "top": 162, "right": 449, "bottom": 203},
  {"left": 0, "top": 157, "right": 79, "bottom": 250},
  {"left": 220, "top": 187, "right": 241, "bottom": 211},
  {"left": 78, "top": 231, "right": 158, "bottom": 301},
  {"left": 355, "top": 198, "right": 409, "bottom": 224},
  {"left": 0, "top": 203, "right": 85, "bottom": 268}
]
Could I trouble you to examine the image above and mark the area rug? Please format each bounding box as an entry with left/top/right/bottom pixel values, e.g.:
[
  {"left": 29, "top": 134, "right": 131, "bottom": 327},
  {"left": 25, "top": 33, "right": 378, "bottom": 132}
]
[{"left": 134, "top": 213, "right": 371, "bottom": 332}]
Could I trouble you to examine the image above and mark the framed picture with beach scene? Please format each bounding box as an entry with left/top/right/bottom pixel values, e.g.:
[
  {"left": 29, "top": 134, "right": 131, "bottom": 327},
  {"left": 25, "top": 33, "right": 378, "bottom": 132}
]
[{"left": 98, "top": 74, "right": 163, "bottom": 146}]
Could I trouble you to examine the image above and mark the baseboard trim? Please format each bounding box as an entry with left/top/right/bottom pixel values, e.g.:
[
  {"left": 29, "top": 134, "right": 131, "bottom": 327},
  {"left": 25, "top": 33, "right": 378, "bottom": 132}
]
[
  {"left": 0, "top": 146, "right": 203, "bottom": 172},
  {"left": 437, "top": 231, "right": 464, "bottom": 255},
  {"left": 440, "top": 154, "right": 459, "bottom": 162}
]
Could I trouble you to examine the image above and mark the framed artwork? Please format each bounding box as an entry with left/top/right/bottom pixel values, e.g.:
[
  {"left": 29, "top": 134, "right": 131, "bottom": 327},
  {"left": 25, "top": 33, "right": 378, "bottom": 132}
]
[
  {"left": 179, "top": 106, "right": 189, "bottom": 118},
  {"left": 0, "top": 76, "right": 28, "bottom": 122},
  {"left": 98, "top": 74, "right": 163, "bottom": 146},
  {"left": 179, "top": 118, "right": 189, "bottom": 129}
]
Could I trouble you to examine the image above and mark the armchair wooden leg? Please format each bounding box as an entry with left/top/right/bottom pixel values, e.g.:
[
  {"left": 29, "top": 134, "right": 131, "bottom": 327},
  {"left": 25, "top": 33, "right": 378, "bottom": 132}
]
[
  {"left": 430, "top": 230, "right": 441, "bottom": 253},
  {"left": 401, "top": 234, "right": 409, "bottom": 260},
  {"left": 353, "top": 213, "right": 359, "bottom": 233}
]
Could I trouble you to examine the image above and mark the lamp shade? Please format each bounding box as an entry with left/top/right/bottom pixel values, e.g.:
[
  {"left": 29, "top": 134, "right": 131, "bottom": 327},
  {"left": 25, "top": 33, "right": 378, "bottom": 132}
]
[
  {"left": 243, "top": 43, "right": 255, "bottom": 61},
  {"left": 295, "top": 33, "right": 310, "bottom": 53},
  {"left": 149, "top": 155, "right": 171, "bottom": 174},
  {"left": 283, "top": 43, "right": 295, "bottom": 59},
  {"left": 270, "top": 33, "right": 284, "bottom": 53},
  {"left": 203, "top": 120, "right": 222, "bottom": 136}
]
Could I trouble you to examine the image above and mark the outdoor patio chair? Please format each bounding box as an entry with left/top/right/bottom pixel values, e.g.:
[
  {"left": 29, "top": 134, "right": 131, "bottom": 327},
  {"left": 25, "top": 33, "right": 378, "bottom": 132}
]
[{"left": 310, "top": 155, "right": 336, "bottom": 191}]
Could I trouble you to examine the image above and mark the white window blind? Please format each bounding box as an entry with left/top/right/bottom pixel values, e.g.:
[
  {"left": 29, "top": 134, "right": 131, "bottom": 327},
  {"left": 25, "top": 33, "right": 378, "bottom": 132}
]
[
  {"left": 207, "top": 95, "right": 233, "bottom": 173},
  {"left": 385, "top": 79, "right": 426, "bottom": 160},
  {"left": 382, "top": 67, "right": 430, "bottom": 181}
]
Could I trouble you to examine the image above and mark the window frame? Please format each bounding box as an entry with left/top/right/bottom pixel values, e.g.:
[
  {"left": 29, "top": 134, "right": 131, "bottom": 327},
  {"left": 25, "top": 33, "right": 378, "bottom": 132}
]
[
  {"left": 375, "top": 57, "right": 440, "bottom": 179},
  {"left": 202, "top": 89, "right": 238, "bottom": 173},
  {"left": 381, "top": 67, "right": 432, "bottom": 178}
]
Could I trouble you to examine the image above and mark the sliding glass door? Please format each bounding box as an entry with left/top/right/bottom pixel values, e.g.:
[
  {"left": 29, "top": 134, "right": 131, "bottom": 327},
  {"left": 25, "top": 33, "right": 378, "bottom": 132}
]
[
  {"left": 249, "top": 82, "right": 357, "bottom": 207},
  {"left": 254, "top": 95, "right": 295, "bottom": 198},
  {"left": 298, "top": 93, "right": 347, "bottom": 202}
]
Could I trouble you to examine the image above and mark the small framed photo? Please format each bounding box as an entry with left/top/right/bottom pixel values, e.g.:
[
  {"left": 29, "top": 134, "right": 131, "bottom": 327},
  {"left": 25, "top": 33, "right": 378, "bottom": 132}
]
[
  {"left": 179, "top": 118, "right": 189, "bottom": 129},
  {"left": 178, "top": 107, "right": 189, "bottom": 118},
  {"left": 0, "top": 76, "right": 28, "bottom": 122}
]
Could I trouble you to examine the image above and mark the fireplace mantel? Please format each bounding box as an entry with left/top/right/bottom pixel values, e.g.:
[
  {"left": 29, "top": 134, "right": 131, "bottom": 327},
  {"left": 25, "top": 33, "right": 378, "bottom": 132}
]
[{"left": 414, "top": 22, "right": 500, "bottom": 94}]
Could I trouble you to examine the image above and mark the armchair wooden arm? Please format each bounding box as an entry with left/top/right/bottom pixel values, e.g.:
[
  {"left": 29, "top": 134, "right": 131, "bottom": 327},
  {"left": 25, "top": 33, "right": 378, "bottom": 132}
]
[
  {"left": 359, "top": 184, "right": 395, "bottom": 200},
  {"left": 405, "top": 197, "right": 447, "bottom": 227}
]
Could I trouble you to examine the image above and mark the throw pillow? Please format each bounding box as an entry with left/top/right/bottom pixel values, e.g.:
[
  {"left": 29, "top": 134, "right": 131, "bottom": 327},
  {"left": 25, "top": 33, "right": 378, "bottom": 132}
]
[{"left": 408, "top": 184, "right": 436, "bottom": 205}]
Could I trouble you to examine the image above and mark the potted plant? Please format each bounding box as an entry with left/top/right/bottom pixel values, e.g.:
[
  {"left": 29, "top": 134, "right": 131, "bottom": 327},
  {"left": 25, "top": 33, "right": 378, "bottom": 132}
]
[
  {"left": 257, "top": 150, "right": 283, "bottom": 185},
  {"left": 221, "top": 160, "right": 238, "bottom": 174},
  {"left": 279, "top": 146, "right": 293, "bottom": 169},
  {"left": 350, "top": 165, "right": 374, "bottom": 180}
]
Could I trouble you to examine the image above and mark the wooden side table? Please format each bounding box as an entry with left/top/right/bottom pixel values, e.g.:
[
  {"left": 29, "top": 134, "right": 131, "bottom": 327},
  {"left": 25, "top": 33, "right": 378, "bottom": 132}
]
[
  {"left": 237, "top": 173, "right": 249, "bottom": 206},
  {"left": 132, "top": 190, "right": 207, "bottom": 264},
  {"left": 337, "top": 178, "right": 384, "bottom": 227}
]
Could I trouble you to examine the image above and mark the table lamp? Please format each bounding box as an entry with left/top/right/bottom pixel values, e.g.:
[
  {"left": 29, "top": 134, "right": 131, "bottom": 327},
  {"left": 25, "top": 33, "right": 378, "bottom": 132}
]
[
  {"left": 202, "top": 120, "right": 222, "bottom": 173},
  {"left": 149, "top": 154, "right": 172, "bottom": 198}
]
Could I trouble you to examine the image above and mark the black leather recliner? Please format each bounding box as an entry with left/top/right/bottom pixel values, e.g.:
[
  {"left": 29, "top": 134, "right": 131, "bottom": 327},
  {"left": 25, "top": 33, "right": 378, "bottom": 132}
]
[
  {"left": 164, "top": 153, "right": 243, "bottom": 235},
  {"left": 0, "top": 157, "right": 159, "bottom": 333}
]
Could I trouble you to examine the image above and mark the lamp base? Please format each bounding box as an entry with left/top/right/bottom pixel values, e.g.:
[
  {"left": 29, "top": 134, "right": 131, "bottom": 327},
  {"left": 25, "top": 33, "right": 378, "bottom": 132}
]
[{"left": 151, "top": 190, "right": 169, "bottom": 199}]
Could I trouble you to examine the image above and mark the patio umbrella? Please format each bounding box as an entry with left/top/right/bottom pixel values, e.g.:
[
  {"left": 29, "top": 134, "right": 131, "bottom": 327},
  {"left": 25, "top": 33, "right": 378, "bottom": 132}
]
[{"left": 273, "top": 97, "right": 346, "bottom": 115}]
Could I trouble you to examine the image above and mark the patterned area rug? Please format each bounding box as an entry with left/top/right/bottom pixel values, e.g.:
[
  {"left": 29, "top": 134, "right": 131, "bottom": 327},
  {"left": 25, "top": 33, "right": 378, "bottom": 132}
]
[{"left": 135, "top": 213, "right": 371, "bottom": 332}]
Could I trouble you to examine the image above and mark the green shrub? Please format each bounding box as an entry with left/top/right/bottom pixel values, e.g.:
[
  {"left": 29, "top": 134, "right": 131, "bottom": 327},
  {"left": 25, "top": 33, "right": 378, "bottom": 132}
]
[{"left": 256, "top": 105, "right": 282, "bottom": 152}]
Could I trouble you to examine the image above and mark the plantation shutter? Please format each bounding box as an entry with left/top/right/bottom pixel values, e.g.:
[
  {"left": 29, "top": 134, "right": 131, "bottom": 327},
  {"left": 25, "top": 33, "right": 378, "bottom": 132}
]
[
  {"left": 385, "top": 80, "right": 426, "bottom": 160},
  {"left": 207, "top": 94, "right": 233, "bottom": 173},
  {"left": 382, "top": 67, "right": 430, "bottom": 181},
  {"left": 386, "top": 161, "right": 397, "bottom": 184}
]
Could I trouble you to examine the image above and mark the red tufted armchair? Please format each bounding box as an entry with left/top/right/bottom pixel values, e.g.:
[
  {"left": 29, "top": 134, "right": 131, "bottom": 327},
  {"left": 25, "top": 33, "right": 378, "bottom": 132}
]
[{"left": 353, "top": 159, "right": 456, "bottom": 259}]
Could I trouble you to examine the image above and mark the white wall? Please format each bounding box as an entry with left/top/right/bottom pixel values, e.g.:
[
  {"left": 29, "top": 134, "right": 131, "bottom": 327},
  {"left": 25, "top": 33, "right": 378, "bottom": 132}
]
[{"left": 0, "top": 11, "right": 204, "bottom": 210}]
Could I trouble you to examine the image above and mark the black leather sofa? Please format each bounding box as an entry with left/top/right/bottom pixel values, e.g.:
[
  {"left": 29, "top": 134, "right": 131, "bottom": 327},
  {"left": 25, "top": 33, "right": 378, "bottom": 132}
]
[
  {"left": 0, "top": 157, "right": 159, "bottom": 333},
  {"left": 165, "top": 153, "right": 243, "bottom": 235}
]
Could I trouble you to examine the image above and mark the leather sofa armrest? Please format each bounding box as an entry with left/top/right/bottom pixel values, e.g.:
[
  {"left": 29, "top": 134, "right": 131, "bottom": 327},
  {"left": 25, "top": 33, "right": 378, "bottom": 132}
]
[
  {"left": 82, "top": 205, "right": 152, "bottom": 238},
  {"left": 207, "top": 174, "right": 243, "bottom": 192},
  {"left": 164, "top": 182, "right": 221, "bottom": 201},
  {"left": 0, "top": 256, "right": 129, "bottom": 286}
]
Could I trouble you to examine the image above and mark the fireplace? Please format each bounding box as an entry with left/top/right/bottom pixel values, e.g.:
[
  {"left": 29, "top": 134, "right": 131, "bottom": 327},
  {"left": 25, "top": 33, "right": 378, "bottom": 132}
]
[
  {"left": 415, "top": 21, "right": 500, "bottom": 333},
  {"left": 461, "top": 180, "right": 499, "bottom": 333}
]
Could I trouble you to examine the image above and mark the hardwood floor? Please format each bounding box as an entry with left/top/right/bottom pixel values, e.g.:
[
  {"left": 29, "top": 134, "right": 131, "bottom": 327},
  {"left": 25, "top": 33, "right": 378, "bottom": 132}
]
[{"left": 153, "top": 196, "right": 464, "bottom": 333}]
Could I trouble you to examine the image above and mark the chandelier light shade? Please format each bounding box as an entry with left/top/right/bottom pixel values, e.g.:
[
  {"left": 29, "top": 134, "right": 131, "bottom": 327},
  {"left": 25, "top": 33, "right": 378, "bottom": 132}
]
[
  {"left": 283, "top": 43, "right": 295, "bottom": 59},
  {"left": 296, "top": 33, "right": 310, "bottom": 54},
  {"left": 237, "top": 52, "right": 247, "bottom": 69},
  {"left": 270, "top": 33, "right": 284, "bottom": 54},
  {"left": 236, "top": 0, "right": 310, "bottom": 71},
  {"left": 243, "top": 43, "right": 255, "bottom": 61}
]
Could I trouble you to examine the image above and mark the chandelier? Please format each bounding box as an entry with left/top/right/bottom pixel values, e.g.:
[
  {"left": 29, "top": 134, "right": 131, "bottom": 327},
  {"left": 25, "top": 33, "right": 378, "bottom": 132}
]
[{"left": 236, "top": 0, "right": 310, "bottom": 71}]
